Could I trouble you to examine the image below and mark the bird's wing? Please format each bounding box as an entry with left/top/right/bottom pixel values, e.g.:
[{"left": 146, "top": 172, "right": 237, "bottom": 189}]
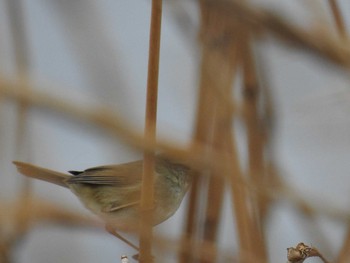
[{"left": 67, "top": 160, "right": 143, "bottom": 186}]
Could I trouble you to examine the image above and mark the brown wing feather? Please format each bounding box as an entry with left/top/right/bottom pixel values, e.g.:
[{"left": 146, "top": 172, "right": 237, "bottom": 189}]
[{"left": 67, "top": 160, "right": 143, "bottom": 186}]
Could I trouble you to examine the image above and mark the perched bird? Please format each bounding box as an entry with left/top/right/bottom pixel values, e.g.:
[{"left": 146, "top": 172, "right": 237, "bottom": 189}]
[{"left": 13, "top": 156, "right": 191, "bottom": 233}]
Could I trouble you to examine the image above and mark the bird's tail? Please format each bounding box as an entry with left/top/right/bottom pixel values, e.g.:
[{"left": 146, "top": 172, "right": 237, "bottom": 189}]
[{"left": 13, "top": 161, "right": 70, "bottom": 188}]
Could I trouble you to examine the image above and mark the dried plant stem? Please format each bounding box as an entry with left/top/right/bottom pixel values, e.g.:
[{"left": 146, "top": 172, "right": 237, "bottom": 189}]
[
  {"left": 139, "top": 0, "right": 162, "bottom": 262},
  {"left": 179, "top": 2, "right": 233, "bottom": 261},
  {"left": 3, "top": 78, "right": 350, "bottom": 222},
  {"left": 197, "top": 2, "right": 241, "bottom": 262},
  {"left": 179, "top": 41, "right": 218, "bottom": 263},
  {"left": 328, "top": 0, "right": 347, "bottom": 39},
  {"left": 0, "top": 198, "right": 100, "bottom": 263},
  {"left": 0, "top": 77, "right": 226, "bottom": 178},
  {"left": 202, "top": 0, "right": 350, "bottom": 68},
  {"left": 5, "top": 2, "right": 33, "bottom": 261},
  {"left": 227, "top": 131, "right": 254, "bottom": 261},
  {"left": 179, "top": 176, "right": 200, "bottom": 262},
  {"left": 195, "top": 3, "right": 258, "bottom": 259},
  {"left": 240, "top": 32, "right": 267, "bottom": 261}
]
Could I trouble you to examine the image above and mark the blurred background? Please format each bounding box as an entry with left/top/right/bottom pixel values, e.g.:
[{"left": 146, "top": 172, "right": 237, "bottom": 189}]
[{"left": 1, "top": 0, "right": 350, "bottom": 262}]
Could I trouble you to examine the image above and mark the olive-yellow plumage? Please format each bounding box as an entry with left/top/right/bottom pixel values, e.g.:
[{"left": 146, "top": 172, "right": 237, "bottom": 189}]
[{"left": 13, "top": 157, "right": 191, "bottom": 231}]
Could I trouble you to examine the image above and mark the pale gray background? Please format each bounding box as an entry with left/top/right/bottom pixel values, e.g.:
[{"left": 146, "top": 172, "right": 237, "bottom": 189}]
[{"left": 1, "top": 1, "right": 350, "bottom": 262}]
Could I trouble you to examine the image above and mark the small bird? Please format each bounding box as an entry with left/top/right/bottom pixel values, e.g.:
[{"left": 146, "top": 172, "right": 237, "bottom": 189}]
[{"left": 13, "top": 156, "right": 191, "bottom": 233}]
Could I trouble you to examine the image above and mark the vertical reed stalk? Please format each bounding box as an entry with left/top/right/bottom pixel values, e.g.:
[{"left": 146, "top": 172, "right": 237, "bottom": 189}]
[
  {"left": 197, "top": 5, "right": 240, "bottom": 261},
  {"left": 5, "top": 0, "right": 32, "bottom": 244},
  {"left": 200, "top": 45, "right": 239, "bottom": 263},
  {"left": 139, "top": 0, "right": 162, "bottom": 262},
  {"left": 179, "top": 43, "right": 218, "bottom": 263},
  {"left": 240, "top": 31, "right": 268, "bottom": 261}
]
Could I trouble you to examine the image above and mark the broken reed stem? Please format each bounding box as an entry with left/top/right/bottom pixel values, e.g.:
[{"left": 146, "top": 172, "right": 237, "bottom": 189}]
[
  {"left": 139, "top": 0, "right": 162, "bottom": 262},
  {"left": 327, "top": 0, "right": 347, "bottom": 40}
]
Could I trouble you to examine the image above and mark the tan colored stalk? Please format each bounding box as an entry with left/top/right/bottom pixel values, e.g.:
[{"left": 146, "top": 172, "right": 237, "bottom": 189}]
[
  {"left": 202, "top": 0, "right": 350, "bottom": 67},
  {"left": 196, "top": 2, "right": 241, "bottom": 262},
  {"left": 328, "top": 0, "right": 347, "bottom": 39},
  {"left": 139, "top": 0, "right": 162, "bottom": 262},
  {"left": 240, "top": 31, "right": 268, "bottom": 261},
  {"left": 5, "top": 2, "right": 33, "bottom": 260},
  {"left": 179, "top": 33, "right": 218, "bottom": 263}
]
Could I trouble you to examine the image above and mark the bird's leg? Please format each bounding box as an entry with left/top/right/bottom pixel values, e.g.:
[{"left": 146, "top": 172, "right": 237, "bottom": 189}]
[{"left": 105, "top": 225, "right": 139, "bottom": 251}]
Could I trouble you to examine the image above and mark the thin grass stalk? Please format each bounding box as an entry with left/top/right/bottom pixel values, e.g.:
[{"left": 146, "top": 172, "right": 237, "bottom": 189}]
[
  {"left": 139, "top": 0, "right": 162, "bottom": 261},
  {"left": 327, "top": 0, "right": 347, "bottom": 40}
]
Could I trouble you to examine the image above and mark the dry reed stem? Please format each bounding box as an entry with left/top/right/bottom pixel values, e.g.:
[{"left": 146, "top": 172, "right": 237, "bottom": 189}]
[
  {"left": 0, "top": 199, "right": 101, "bottom": 228},
  {"left": 241, "top": 31, "right": 264, "bottom": 217},
  {"left": 227, "top": 132, "right": 256, "bottom": 261},
  {"left": 328, "top": 0, "right": 347, "bottom": 40},
  {"left": 4, "top": 78, "right": 350, "bottom": 222},
  {"left": 0, "top": 77, "right": 230, "bottom": 178},
  {"left": 196, "top": 2, "right": 268, "bottom": 261},
  {"left": 179, "top": 2, "right": 229, "bottom": 261},
  {"left": 3, "top": 78, "right": 350, "bottom": 219},
  {"left": 4, "top": 1, "right": 33, "bottom": 259},
  {"left": 202, "top": 0, "right": 350, "bottom": 68},
  {"left": 196, "top": 2, "right": 241, "bottom": 262},
  {"left": 252, "top": 55, "right": 277, "bottom": 223},
  {"left": 239, "top": 31, "right": 268, "bottom": 261},
  {"left": 192, "top": 12, "right": 258, "bottom": 254},
  {"left": 4, "top": 1, "right": 350, "bottom": 262},
  {"left": 0, "top": 198, "right": 100, "bottom": 263},
  {"left": 139, "top": 0, "right": 162, "bottom": 262}
]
